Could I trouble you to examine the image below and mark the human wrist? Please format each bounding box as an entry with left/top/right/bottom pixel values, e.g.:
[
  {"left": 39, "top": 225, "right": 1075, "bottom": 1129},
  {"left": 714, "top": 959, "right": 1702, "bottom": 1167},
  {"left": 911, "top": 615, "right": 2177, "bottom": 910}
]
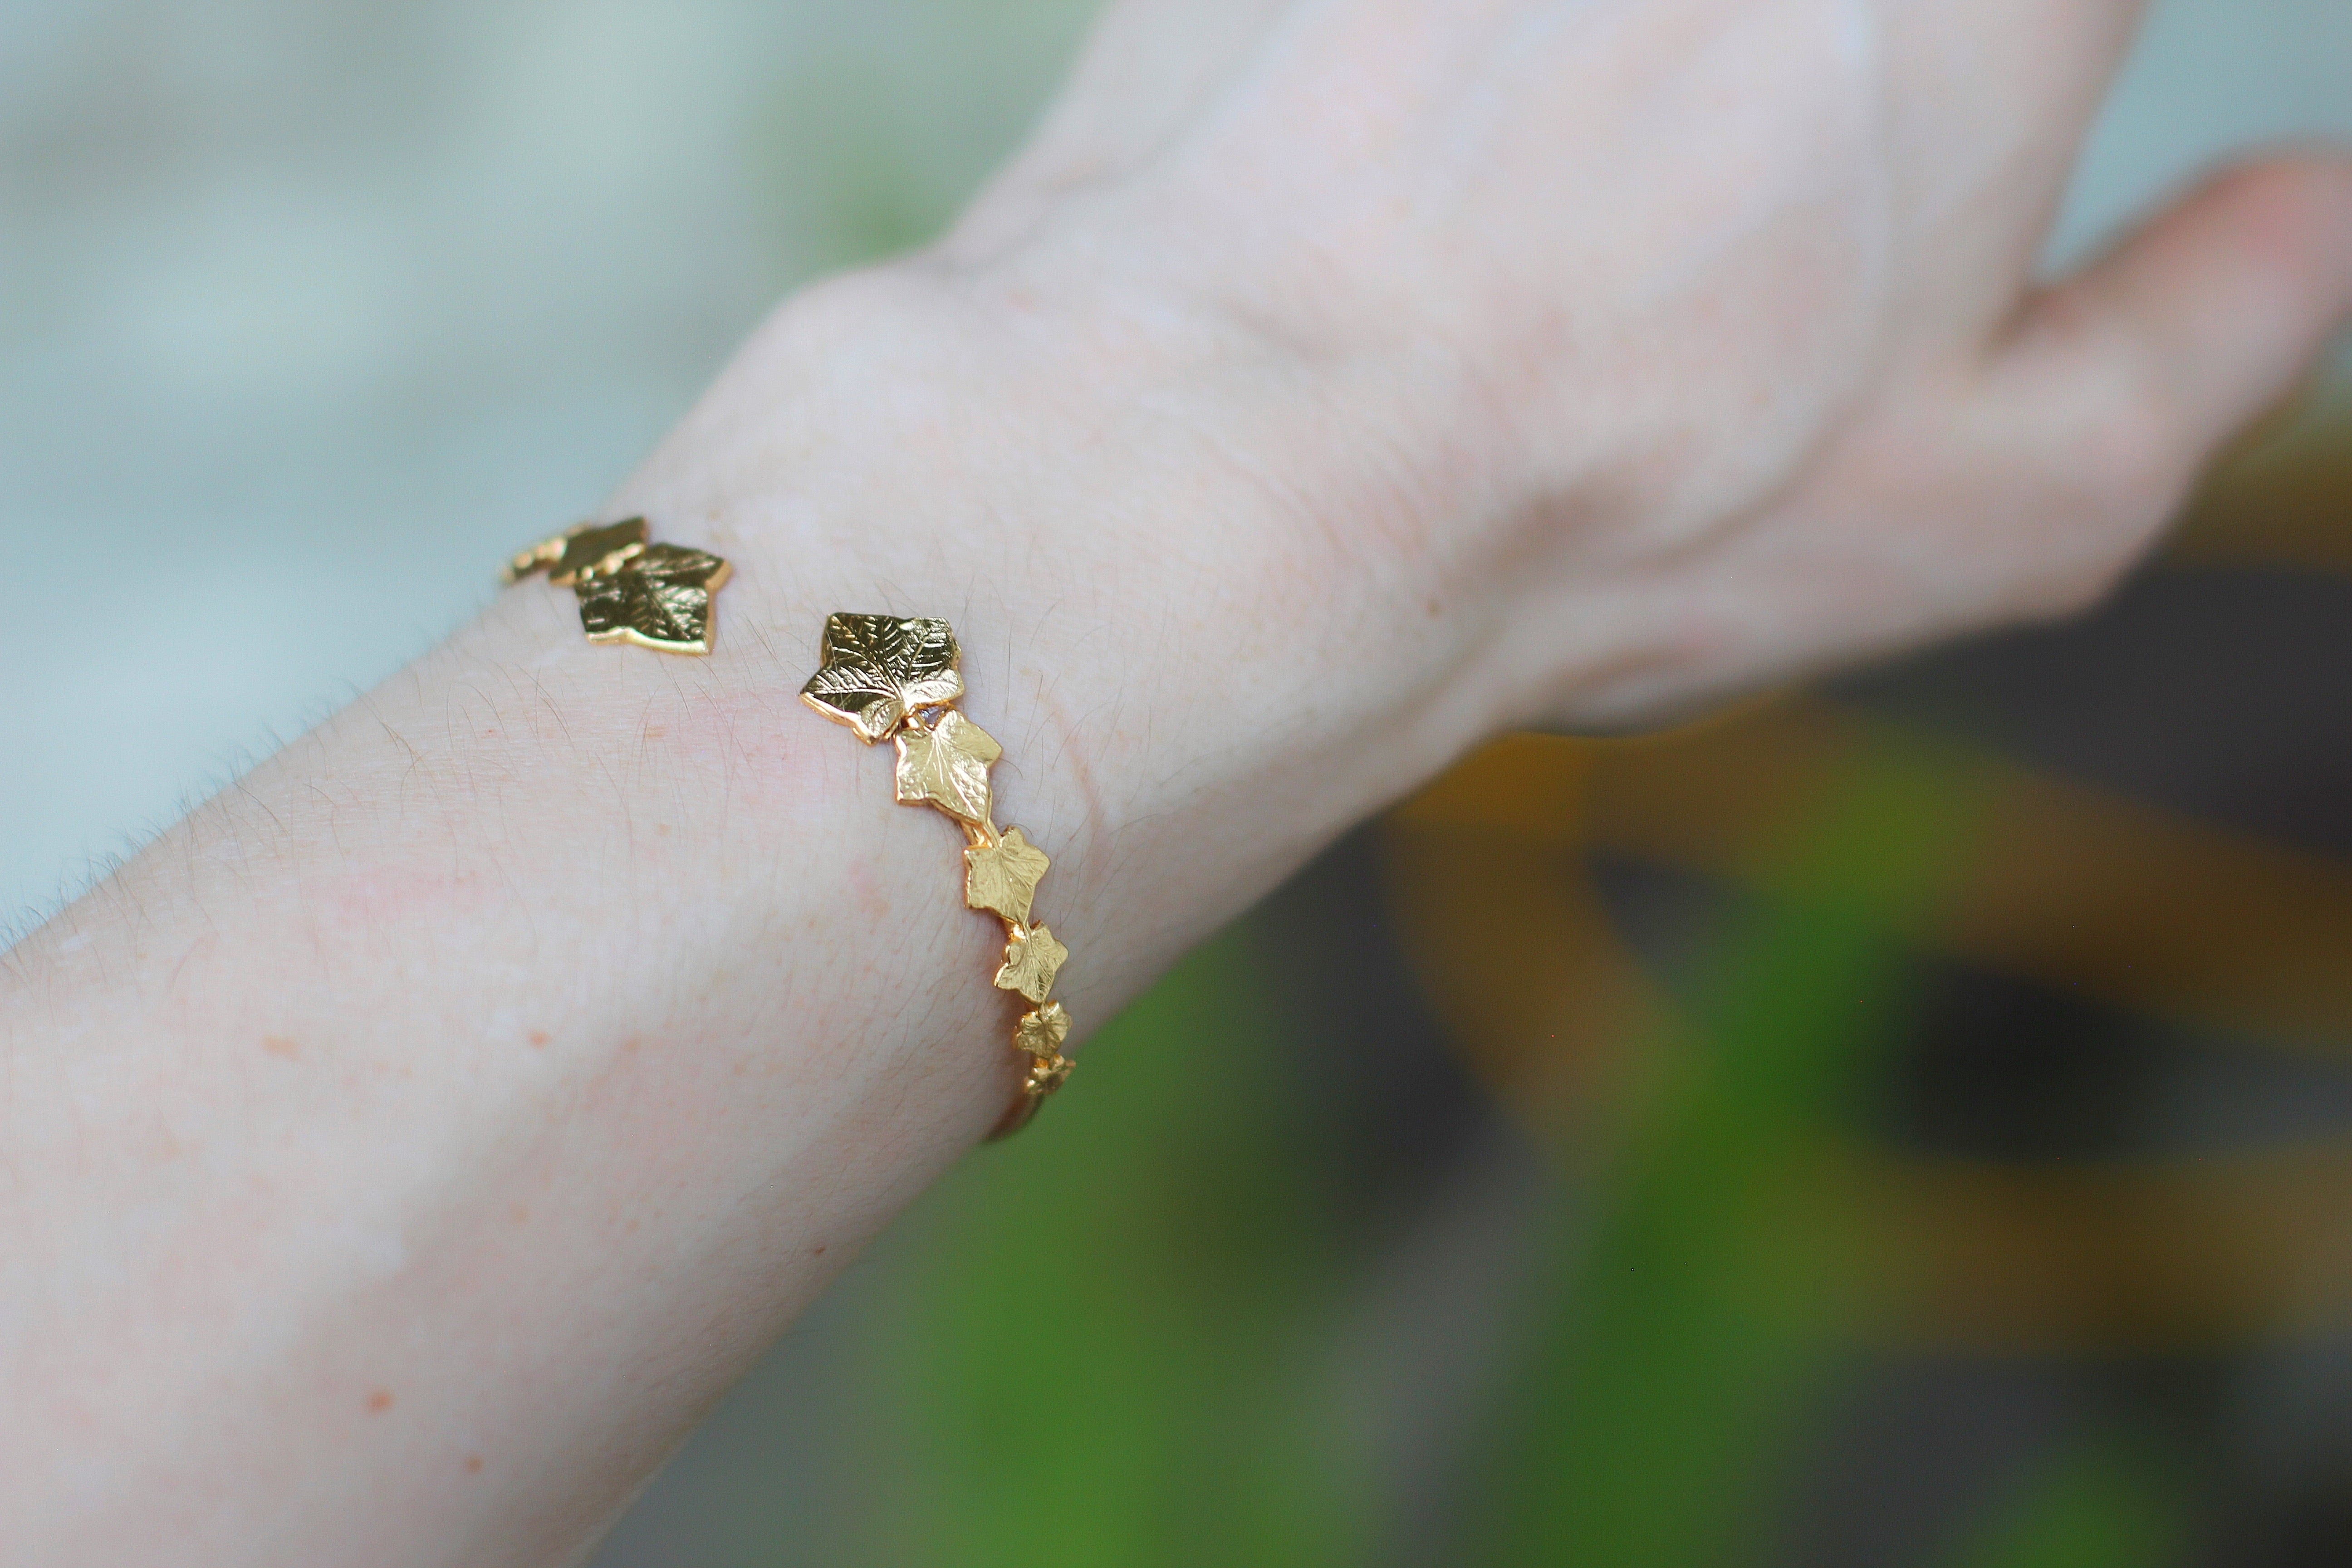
[{"left": 605, "top": 256, "right": 1521, "bottom": 1005}]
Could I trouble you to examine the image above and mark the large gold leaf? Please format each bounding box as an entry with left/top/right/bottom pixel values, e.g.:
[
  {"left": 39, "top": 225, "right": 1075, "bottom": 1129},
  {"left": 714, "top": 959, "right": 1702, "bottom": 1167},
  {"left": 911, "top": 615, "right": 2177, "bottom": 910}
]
[
  {"left": 894, "top": 709, "right": 1000, "bottom": 825},
  {"left": 574, "top": 544, "right": 732, "bottom": 654},
  {"left": 799, "top": 614, "right": 964, "bottom": 743},
  {"left": 965, "top": 826, "right": 1050, "bottom": 927}
]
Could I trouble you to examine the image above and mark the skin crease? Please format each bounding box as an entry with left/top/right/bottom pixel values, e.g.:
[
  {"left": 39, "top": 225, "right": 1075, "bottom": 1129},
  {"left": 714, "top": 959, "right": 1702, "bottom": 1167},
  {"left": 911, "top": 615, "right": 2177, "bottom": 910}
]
[{"left": 3, "top": 0, "right": 2351, "bottom": 1563}]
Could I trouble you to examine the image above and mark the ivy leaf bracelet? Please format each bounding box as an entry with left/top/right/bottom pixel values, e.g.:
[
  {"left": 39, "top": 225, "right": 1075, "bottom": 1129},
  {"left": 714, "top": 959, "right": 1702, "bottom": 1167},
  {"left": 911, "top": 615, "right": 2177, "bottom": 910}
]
[{"left": 505, "top": 524, "right": 1072, "bottom": 1136}]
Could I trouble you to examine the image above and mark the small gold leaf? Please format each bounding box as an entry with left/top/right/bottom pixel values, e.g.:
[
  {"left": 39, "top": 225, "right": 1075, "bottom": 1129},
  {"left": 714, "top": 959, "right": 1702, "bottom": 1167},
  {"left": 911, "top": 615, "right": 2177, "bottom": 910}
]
[
  {"left": 965, "top": 826, "right": 1050, "bottom": 927},
  {"left": 799, "top": 614, "right": 965, "bottom": 743},
  {"left": 506, "top": 518, "right": 648, "bottom": 585},
  {"left": 994, "top": 923, "right": 1068, "bottom": 1004},
  {"left": 575, "top": 543, "right": 732, "bottom": 654},
  {"left": 1014, "top": 1000, "right": 1071, "bottom": 1060},
  {"left": 894, "top": 709, "right": 1000, "bottom": 825}
]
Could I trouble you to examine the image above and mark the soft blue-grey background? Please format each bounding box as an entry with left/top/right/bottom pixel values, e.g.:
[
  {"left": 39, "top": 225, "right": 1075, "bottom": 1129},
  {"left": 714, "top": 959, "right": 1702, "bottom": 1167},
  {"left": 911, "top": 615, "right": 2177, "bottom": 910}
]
[
  {"left": 3, "top": 0, "right": 2350, "bottom": 927},
  {"left": 0, "top": 0, "right": 1098, "bottom": 929},
  {"left": 2, "top": 3, "right": 2348, "bottom": 1562}
]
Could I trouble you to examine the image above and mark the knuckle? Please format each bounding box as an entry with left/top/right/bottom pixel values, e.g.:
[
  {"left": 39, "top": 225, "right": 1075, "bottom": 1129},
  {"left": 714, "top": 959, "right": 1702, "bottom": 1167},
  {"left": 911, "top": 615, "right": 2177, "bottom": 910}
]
[
  {"left": 2017, "top": 287, "right": 2200, "bottom": 532},
  {"left": 2072, "top": 372, "right": 2190, "bottom": 526},
  {"left": 2024, "top": 546, "right": 2135, "bottom": 621}
]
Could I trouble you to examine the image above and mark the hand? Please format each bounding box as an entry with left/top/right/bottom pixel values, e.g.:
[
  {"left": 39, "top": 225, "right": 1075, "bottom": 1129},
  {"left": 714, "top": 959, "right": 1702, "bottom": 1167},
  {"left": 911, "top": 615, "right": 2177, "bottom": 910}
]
[
  {"left": 930, "top": 0, "right": 2352, "bottom": 727},
  {"left": 612, "top": 0, "right": 2352, "bottom": 1151}
]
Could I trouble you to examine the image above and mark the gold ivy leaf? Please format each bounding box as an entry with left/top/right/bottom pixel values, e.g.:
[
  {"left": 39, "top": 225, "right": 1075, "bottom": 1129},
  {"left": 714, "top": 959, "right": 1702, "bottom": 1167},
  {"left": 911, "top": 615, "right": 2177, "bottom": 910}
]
[
  {"left": 575, "top": 543, "right": 733, "bottom": 654},
  {"left": 799, "top": 614, "right": 965, "bottom": 743},
  {"left": 894, "top": 709, "right": 1001, "bottom": 825},
  {"left": 994, "top": 923, "right": 1068, "bottom": 1004},
  {"left": 964, "top": 826, "right": 1050, "bottom": 927},
  {"left": 505, "top": 517, "right": 648, "bottom": 585},
  {"left": 1015, "top": 1000, "right": 1072, "bottom": 1060},
  {"left": 1024, "top": 1053, "right": 1073, "bottom": 1096}
]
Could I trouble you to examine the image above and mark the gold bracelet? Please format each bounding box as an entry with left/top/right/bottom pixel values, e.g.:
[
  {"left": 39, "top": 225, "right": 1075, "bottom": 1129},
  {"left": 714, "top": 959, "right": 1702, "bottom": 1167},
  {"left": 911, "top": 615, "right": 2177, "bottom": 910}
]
[
  {"left": 799, "top": 614, "right": 1073, "bottom": 1138},
  {"left": 503, "top": 530, "right": 1069, "bottom": 1137}
]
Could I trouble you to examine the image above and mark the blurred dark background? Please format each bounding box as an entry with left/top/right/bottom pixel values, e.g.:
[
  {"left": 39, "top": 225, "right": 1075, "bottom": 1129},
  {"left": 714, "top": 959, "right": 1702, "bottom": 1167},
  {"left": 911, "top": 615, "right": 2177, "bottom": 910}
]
[{"left": 4, "top": 3, "right": 2351, "bottom": 1563}]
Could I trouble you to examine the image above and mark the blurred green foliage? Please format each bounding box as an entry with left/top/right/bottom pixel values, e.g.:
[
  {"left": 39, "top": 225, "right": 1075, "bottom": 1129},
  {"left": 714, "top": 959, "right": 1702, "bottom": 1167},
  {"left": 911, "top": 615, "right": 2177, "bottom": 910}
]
[
  {"left": 867, "top": 928, "right": 1370, "bottom": 1567},
  {"left": 822, "top": 744, "right": 2200, "bottom": 1564},
  {"left": 1946, "top": 1440, "right": 2186, "bottom": 1568},
  {"left": 1475, "top": 754, "right": 1975, "bottom": 1566}
]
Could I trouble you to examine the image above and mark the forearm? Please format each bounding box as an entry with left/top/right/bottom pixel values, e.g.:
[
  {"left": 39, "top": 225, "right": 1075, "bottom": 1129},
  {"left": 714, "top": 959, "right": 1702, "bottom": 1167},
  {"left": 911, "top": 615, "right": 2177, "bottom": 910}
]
[
  {"left": 4, "top": 529, "right": 946, "bottom": 1561},
  {"left": 0, "top": 262, "right": 1489, "bottom": 1565}
]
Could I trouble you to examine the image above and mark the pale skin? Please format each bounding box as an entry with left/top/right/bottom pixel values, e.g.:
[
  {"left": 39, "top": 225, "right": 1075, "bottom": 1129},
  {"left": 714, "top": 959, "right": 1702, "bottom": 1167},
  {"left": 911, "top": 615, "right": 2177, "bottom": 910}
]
[{"left": 5, "top": 0, "right": 2351, "bottom": 1561}]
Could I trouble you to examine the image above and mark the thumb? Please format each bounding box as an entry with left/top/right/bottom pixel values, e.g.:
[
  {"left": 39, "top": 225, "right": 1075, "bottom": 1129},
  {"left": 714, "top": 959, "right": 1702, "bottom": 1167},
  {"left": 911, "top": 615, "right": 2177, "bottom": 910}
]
[{"left": 1997, "top": 152, "right": 2352, "bottom": 544}]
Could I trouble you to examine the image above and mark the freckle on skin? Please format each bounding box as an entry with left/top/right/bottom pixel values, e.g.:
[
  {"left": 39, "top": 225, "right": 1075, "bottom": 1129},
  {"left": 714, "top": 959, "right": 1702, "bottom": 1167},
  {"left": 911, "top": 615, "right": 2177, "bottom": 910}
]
[
  {"left": 367, "top": 1389, "right": 395, "bottom": 1414},
  {"left": 262, "top": 1036, "right": 300, "bottom": 1059},
  {"left": 465, "top": 1455, "right": 485, "bottom": 1474},
  {"left": 846, "top": 859, "right": 892, "bottom": 922},
  {"left": 511, "top": 1204, "right": 530, "bottom": 1225},
  {"left": 813, "top": 1245, "right": 827, "bottom": 1256},
  {"left": 528, "top": 1030, "right": 551, "bottom": 1048}
]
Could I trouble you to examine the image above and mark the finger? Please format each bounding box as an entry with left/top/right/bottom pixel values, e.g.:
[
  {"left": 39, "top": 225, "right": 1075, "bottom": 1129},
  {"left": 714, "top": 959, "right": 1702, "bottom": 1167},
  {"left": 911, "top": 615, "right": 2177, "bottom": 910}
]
[{"left": 1994, "top": 152, "right": 2352, "bottom": 562}]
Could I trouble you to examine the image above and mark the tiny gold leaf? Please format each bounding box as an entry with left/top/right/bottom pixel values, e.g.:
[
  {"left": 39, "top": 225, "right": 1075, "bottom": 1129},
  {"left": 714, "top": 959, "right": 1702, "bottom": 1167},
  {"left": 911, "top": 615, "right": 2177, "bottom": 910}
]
[
  {"left": 506, "top": 517, "right": 649, "bottom": 585},
  {"left": 1014, "top": 1000, "right": 1071, "bottom": 1060}
]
